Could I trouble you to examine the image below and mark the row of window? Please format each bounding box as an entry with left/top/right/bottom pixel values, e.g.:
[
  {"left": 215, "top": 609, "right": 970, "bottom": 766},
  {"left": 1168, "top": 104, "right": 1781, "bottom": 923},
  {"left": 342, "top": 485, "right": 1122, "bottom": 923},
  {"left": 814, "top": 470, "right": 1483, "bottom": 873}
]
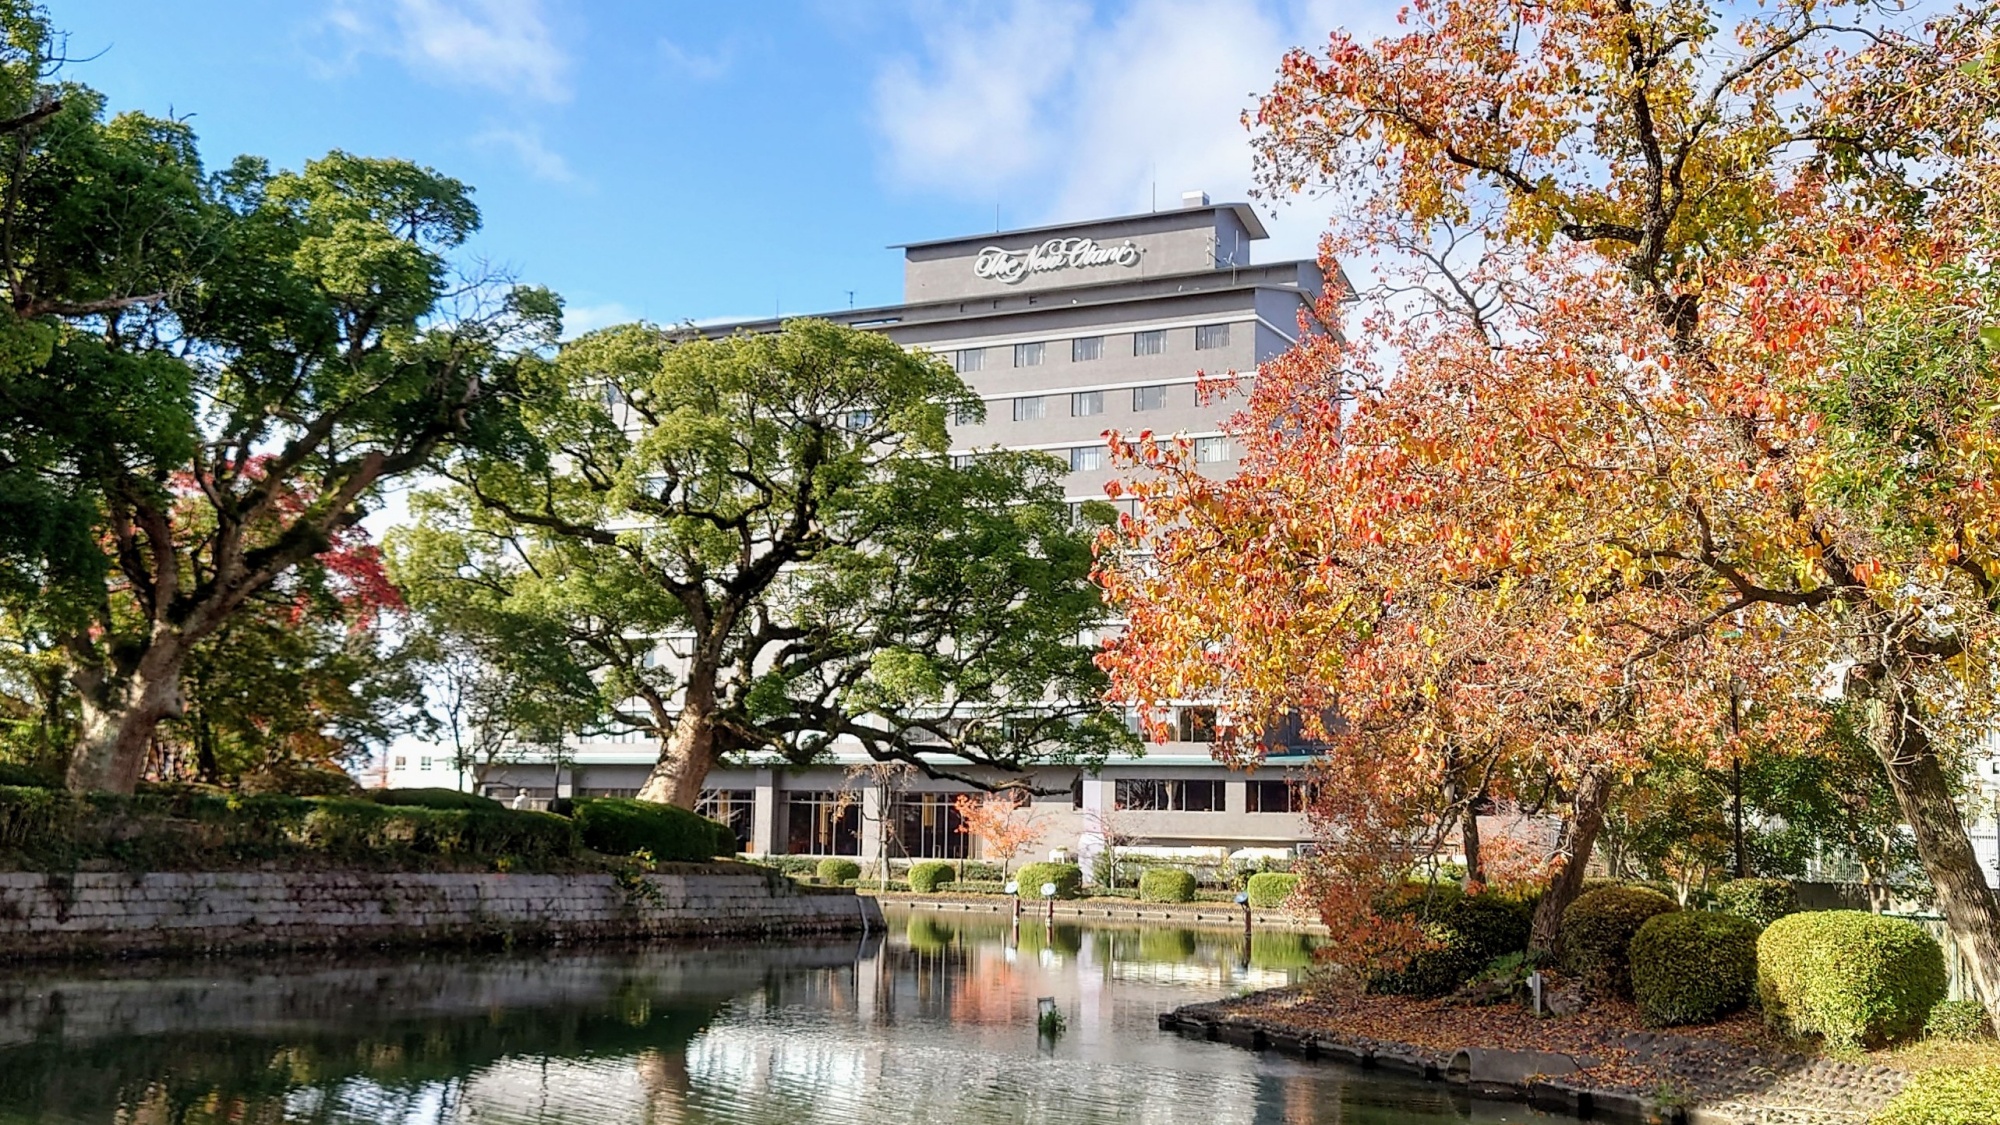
[
  {"left": 950, "top": 436, "right": 1227, "bottom": 475},
  {"left": 954, "top": 324, "right": 1232, "bottom": 374},
  {"left": 978, "top": 384, "right": 1172, "bottom": 425},
  {"left": 1110, "top": 778, "right": 1305, "bottom": 813}
]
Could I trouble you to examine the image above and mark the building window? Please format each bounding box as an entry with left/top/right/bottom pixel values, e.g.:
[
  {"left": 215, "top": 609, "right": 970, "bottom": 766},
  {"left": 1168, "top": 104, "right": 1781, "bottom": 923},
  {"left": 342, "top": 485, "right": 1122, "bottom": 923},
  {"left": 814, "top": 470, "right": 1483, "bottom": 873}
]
[
  {"left": 891, "top": 794, "right": 967, "bottom": 859},
  {"left": 1070, "top": 446, "right": 1105, "bottom": 472},
  {"left": 1014, "top": 341, "right": 1046, "bottom": 367},
  {"left": 1072, "top": 390, "right": 1104, "bottom": 416},
  {"left": 1195, "top": 323, "right": 1231, "bottom": 350},
  {"left": 847, "top": 409, "right": 874, "bottom": 431},
  {"left": 697, "top": 789, "right": 755, "bottom": 851},
  {"left": 1014, "top": 396, "right": 1047, "bottom": 422},
  {"left": 1134, "top": 329, "right": 1166, "bottom": 356},
  {"left": 1247, "top": 779, "right": 1303, "bottom": 813},
  {"left": 785, "top": 790, "right": 861, "bottom": 855},
  {"left": 577, "top": 787, "right": 640, "bottom": 798},
  {"left": 1114, "top": 779, "right": 1225, "bottom": 812},
  {"left": 393, "top": 756, "right": 407, "bottom": 769},
  {"left": 1195, "top": 436, "right": 1232, "bottom": 463},
  {"left": 1178, "top": 707, "right": 1217, "bottom": 743},
  {"left": 951, "top": 453, "right": 976, "bottom": 469},
  {"left": 955, "top": 348, "right": 984, "bottom": 373},
  {"left": 1133, "top": 385, "right": 1168, "bottom": 411},
  {"left": 952, "top": 402, "right": 981, "bottom": 426},
  {"left": 1072, "top": 336, "right": 1104, "bottom": 362},
  {"left": 419, "top": 756, "right": 433, "bottom": 771}
]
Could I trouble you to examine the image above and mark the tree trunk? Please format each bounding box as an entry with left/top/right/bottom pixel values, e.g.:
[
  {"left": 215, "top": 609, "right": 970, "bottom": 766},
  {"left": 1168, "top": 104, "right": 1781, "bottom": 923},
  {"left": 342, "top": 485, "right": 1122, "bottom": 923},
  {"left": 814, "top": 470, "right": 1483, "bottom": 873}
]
[
  {"left": 1851, "top": 663, "right": 2000, "bottom": 1022},
  {"left": 1462, "top": 804, "right": 1485, "bottom": 890},
  {"left": 65, "top": 639, "right": 189, "bottom": 794},
  {"left": 1529, "top": 766, "right": 1616, "bottom": 955},
  {"left": 637, "top": 681, "right": 717, "bottom": 808}
]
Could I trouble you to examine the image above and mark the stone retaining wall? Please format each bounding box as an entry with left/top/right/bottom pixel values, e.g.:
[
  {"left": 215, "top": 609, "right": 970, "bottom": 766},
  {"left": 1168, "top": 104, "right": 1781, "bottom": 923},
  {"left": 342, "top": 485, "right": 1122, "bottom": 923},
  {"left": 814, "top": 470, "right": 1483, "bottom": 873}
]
[{"left": 0, "top": 866, "right": 882, "bottom": 958}]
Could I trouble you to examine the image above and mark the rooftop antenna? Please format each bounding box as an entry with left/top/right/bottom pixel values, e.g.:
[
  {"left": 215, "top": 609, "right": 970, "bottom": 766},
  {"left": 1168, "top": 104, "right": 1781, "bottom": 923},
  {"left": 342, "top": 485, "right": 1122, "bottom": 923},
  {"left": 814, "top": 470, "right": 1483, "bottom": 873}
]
[
  {"left": 1151, "top": 166, "right": 1157, "bottom": 212},
  {"left": 846, "top": 290, "right": 855, "bottom": 309}
]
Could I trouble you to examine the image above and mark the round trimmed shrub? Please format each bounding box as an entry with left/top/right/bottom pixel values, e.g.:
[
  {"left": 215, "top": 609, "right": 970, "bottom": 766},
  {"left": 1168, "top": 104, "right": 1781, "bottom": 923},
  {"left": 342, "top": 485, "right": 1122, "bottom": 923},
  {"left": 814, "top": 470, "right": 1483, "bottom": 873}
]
[
  {"left": 1713, "top": 878, "right": 1800, "bottom": 929},
  {"left": 571, "top": 797, "right": 738, "bottom": 862},
  {"left": 1630, "top": 911, "right": 1761, "bottom": 1026},
  {"left": 1758, "top": 910, "right": 1946, "bottom": 1049},
  {"left": 908, "top": 860, "right": 956, "bottom": 894},
  {"left": 1014, "top": 861, "right": 1084, "bottom": 900},
  {"left": 817, "top": 857, "right": 862, "bottom": 885},
  {"left": 1370, "top": 887, "right": 1533, "bottom": 998},
  {"left": 1246, "top": 872, "right": 1301, "bottom": 909},
  {"left": 1925, "top": 1000, "right": 1994, "bottom": 1043},
  {"left": 1139, "top": 868, "right": 1198, "bottom": 903},
  {"left": 368, "top": 787, "right": 500, "bottom": 811},
  {"left": 1870, "top": 1066, "right": 2000, "bottom": 1125},
  {"left": 1562, "top": 885, "right": 1679, "bottom": 996}
]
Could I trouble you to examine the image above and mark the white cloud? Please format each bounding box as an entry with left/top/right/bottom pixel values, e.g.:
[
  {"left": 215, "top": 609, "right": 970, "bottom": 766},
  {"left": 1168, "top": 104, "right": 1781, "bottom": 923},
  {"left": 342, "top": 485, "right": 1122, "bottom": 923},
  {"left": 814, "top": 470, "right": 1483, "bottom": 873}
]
[
  {"left": 871, "top": 0, "right": 1400, "bottom": 261},
  {"left": 659, "top": 36, "right": 734, "bottom": 82},
  {"left": 473, "top": 126, "right": 579, "bottom": 183},
  {"left": 326, "top": 0, "right": 570, "bottom": 102},
  {"left": 562, "top": 301, "right": 640, "bottom": 339}
]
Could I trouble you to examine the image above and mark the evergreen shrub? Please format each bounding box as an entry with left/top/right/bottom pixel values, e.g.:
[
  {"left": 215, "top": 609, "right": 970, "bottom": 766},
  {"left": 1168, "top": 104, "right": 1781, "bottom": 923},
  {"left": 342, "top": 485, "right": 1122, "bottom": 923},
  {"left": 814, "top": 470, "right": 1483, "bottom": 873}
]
[
  {"left": 1246, "top": 872, "right": 1301, "bottom": 909},
  {"left": 570, "top": 797, "right": 737, "bottom": 862},
  {"left": 1629, "top": 911, "right": 1761, "bottom": 1025},
  {"left": 1758, "top": 910, "right": 1946, "bottom": 1049},
  {"left": 908, "top": 860, "right": 956, "bottom": 893},
  {"left": 816, "top": 857, "right": 862, "bottom": 885},
  {"left": 1924, "top": 1000, "right": 1994, "bottom": 1043},
  {"left": 1369, "top": 886, "right": 1532, "bottom": 998},
  {"left": 1139, "top": 868, "right": 1198, "bottom": 903},
  {"left": 1013, "top": 861, "right": 1084, "bottom": 900},
  {"left": 1713, "top": 878, "right": 1801, "bottom": 929},
  {"left": 368, "top": 787, "right": 500, "bottom": 811},
  {"left": 1561, "top": 885, "right": 1678, "bottom": 996},
  {"left": 1869, "top": 1066, "right": 2000, "bottom": 1125},
  {"left": 0, "top": 762, "right": 58, "bottom": 789}
]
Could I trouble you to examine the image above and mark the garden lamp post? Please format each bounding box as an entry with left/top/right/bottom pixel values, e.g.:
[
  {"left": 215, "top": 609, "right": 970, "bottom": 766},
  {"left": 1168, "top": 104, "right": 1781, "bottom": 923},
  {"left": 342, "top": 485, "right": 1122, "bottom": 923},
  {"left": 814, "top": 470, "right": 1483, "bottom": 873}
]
[
  {"left": 1042, "top": 881, "right": 1057, "bottom": 923},
  {"left": 1236, "top": 891, "right": 1251, "bottom": 943}
]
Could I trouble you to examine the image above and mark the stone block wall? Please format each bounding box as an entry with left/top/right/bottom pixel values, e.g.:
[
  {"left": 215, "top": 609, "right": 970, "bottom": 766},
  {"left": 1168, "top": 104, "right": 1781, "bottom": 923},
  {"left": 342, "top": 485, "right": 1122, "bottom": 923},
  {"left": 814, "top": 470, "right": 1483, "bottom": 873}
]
[{"left": 0, "top": 866, "right": 882, "bottom": 958}]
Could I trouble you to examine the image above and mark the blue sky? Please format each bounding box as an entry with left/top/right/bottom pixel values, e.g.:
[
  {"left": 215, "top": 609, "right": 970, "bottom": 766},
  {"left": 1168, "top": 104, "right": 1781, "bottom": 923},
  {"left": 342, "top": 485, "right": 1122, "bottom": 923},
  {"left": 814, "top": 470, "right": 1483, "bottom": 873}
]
[{"left": 53, "top": 0, "right": 1383, "bottom": 333}]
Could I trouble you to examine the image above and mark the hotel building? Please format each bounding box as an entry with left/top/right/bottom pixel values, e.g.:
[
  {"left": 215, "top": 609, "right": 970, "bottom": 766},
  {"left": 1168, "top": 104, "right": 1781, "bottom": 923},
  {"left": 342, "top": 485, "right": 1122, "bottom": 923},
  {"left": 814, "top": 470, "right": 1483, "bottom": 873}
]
[{"left": 387, "top": 193, "right": 1335, "bottom": 871}]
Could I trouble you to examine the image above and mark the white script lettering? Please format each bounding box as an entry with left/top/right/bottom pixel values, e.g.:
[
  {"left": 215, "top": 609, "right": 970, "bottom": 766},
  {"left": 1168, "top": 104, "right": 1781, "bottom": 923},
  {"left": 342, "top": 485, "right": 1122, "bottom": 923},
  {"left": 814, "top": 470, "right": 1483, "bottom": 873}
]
[{"left": 972, "top": 238, "right": 1142, "bottom": 285}]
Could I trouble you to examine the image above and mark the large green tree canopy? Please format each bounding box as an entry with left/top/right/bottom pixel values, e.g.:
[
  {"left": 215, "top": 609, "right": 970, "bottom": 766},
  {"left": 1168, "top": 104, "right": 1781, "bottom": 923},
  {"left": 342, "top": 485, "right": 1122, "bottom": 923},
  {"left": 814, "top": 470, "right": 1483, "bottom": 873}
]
[
  {"left": 0, "top": 1, "right": 557, "bottom": 792},
  {"left": 393, "top": 318, "right": 1132, "bottom": 806}
]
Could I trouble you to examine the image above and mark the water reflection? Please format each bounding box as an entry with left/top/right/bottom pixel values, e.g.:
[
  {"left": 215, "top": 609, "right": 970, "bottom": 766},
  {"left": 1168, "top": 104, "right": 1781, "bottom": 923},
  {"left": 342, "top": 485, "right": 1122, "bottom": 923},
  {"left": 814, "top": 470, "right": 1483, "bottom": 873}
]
[{"left": 0, "top": 909, "right": 1549, "bottom": 1124}]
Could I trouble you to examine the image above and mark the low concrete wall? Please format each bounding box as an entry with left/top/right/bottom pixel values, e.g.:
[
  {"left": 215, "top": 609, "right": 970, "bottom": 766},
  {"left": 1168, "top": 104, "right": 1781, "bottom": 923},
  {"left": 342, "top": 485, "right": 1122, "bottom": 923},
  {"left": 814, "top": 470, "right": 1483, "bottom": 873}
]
[{"left": 0, "top": 865, "right": 882, "bottom": 959}]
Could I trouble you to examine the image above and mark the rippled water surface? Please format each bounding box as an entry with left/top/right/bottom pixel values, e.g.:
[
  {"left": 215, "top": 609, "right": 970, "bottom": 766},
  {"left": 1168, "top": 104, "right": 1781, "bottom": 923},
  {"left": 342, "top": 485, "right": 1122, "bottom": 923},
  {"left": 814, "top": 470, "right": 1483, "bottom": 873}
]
[{"left": 0, "top": 906, "right": 1551, "bottom": 1124}]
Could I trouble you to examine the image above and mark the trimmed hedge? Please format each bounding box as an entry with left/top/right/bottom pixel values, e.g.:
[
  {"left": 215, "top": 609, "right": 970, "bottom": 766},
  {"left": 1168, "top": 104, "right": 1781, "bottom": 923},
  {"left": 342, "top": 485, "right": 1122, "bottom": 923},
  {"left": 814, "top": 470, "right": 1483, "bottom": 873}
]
[
  {"left": 1629, "top": 911, "right": 1761, "bottom": 1026},
  {"left": 368, "top": 787, "right": 500, "bottom": 811},
  {"left": 1562, "top": 885, "right": 1679, "bottom": 996},
  {"left": 0, "top": 785, "right": 579, "bottom": 870},
  {"left": 1139, "top": 868, "right": 1198, "bottom": 903},
  {"left": 817, "top": 857, "right": 862, "bottom": 885},
  {"left": 1713, "top": 878, "right": 1800, "bottom": 929},
  {"left": 1014, "top": 861, "right": 1084, "bottom": 900},
  {"left": 1925, "top": 1000, "right": 1994, "bottom": 1043},
  {"left": 1246, "top": 872, "right": 1301, "bottom": 909},
  {"left": 0, "top": 762, "right": 59, "bottom": 789},
  {"left": 1758, "top": 910, "right": 1946, "bottom": 1049},
  {"left": 1370, "top": 886, "right": 1533, "bottom": 998},
  {"left": 908, "top": 860, "right": 956, "bottom": 894},
  {"left": 1870, "top": 1066, "right": 2000, "bottom": 1125},
  {"left": 570, "top": 797, "right": 737, "bottom": 863}
]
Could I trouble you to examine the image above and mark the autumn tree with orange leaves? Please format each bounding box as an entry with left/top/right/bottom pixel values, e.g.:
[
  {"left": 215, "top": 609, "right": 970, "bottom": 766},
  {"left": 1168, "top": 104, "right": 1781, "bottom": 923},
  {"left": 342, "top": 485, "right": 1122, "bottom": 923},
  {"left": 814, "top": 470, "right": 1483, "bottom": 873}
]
[{"left": 1100, "top": 0, "right": 2000, "bottom": 1013}]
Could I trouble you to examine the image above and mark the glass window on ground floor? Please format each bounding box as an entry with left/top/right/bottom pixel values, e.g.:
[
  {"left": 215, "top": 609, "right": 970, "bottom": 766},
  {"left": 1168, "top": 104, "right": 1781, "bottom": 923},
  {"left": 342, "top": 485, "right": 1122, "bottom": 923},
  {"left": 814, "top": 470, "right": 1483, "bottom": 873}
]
[
  {"left": 786, "top": 790, "right": 861, "bottom": 855},
  {"left": 1114, "top": 778, "right": 1225, "bottom": 812},
  {"left": 576, "top": 787, "right": 640, "bottom": 798},
  {"left": 891, "top": 793, "right": 967, "bottom": 858},
  {"left": 697, "top": 788, "right": 756, "bottom": 850}
]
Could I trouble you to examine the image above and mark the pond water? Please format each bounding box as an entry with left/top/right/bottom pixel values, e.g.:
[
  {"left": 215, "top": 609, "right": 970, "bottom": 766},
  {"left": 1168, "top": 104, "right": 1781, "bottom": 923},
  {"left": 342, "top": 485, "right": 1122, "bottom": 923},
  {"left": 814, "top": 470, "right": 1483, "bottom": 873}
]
[{"left": 0, "top": 905, "right": 1552, "bottom": 1124}]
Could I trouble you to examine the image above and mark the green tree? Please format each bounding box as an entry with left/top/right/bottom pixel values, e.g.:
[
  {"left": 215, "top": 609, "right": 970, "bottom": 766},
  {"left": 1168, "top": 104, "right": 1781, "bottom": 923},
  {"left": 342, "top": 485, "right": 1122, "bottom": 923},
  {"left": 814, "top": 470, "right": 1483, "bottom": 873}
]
[
  {"left": 0, "top": 0, "right": 558, "bottom": 791},
  {"left": 394, "top": 318, "right": 1131, "bottom": 807}
]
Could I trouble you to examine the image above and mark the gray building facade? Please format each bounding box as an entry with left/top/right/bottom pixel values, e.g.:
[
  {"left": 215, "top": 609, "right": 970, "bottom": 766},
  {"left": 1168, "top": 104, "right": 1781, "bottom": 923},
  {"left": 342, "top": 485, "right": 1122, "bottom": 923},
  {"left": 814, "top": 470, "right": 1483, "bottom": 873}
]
[{"left": 387, "top": 195, "right": 1332, "bottom": 872}]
